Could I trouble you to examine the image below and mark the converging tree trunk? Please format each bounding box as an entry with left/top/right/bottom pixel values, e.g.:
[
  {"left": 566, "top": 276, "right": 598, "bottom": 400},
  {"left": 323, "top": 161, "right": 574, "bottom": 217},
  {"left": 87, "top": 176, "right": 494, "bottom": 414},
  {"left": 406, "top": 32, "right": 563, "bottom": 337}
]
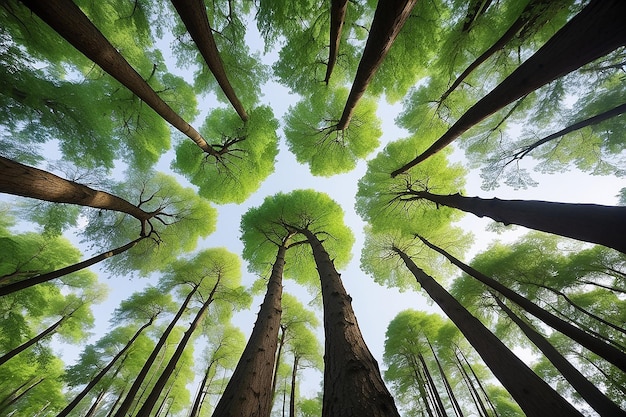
[
  {"left": 19, "top": 0, "right": 218, "bottom": 156},
  {"left": 325, "top": 0, "right": 349, "bottom": 84},
  {"left": 494, "top": 296, "right": 626, "bottom": 416},
  {"left": 418, "top": 353, "right": 447, "bottom": 417},
  {"left": 300, "top": 228, "right": 400, "bottom": 417},
  {"left": 289, "top": 354, "right": 299, "bottom": 417},
  {"left": 336, "top": 0, "right": 418, "bottom": 130},
  {"left": 404, "top": 191, "right": 626, "bottom": 253},
  {"left": 391, "top": 0, "right": 626, "bottom": 175},
  {"left": 0, "top": 378, "right": 44, "bottom": 415},
  {"left": 417, "top": 235, "right": 626, "bottom": 373},
  {"left": 392, "top": 246, "right": 583, "bottom": 417},
  {"left": 170, "top": 0, "right": 248, "bottom": 121}
]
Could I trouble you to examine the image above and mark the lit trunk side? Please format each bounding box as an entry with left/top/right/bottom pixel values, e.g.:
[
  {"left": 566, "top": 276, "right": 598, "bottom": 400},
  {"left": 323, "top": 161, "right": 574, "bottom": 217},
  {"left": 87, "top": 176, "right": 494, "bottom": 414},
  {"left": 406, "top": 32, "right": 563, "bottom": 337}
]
[
  {"left": 301, "top": 228, "right": 400, "bottom": 417},
  {"left": 494, "top": 297, "right": 626, "bottom": 417},
  {"left": 325, "top": 0, "right": 349, "bottom": 84},
  {"left": 19, "top": 0, "right": 217, "bottom": 155},
  {"left": 336, "top": 0, "right": 418, "bottom": 130},
  {"left": 392, "top": 0, "right": 626, "bottom": 175},
  {"left": 170, "top": 0, "right": 248, "bottom": 122},
  {"left": 409, "top": 191, "right": 626, "bottom": 253},
  {"left": 212, "top": 243, "right": 288, "bottom": 417},
  {"left": 417, "top": 234, "right": 626, "bottom": 372},
  {"left": 392, "top": 246, "right": 584, "bottom": 417}
]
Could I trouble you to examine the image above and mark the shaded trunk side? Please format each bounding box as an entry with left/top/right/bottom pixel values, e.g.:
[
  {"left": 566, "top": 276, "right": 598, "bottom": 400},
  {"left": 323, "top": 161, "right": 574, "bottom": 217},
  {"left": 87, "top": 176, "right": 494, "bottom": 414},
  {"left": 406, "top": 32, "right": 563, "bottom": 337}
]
[
  {"left": 336, "top": 0, "right": 418, "bottom": 130},
  {"left": 170, "top": 0, "right": 248, "bottom": 121},
  {"left": 494, "top": 296, "right": 626, "bottom": 416},
  {"left": 212, "top": 243, "right": 287, "bottom": 417},
  {"left": 419, "top": 353, "right": 449, "bottom": 417},
  {"left": 289, "top": 354, "right": 299, "bottom": 417},
  {"left": 301, "top": 229, "right": 400, "bottom": 417},
  {"left": 0, "top": 378, "right": 44, "bottom": 415},
  {"left": 427, "top": 339, "right": 464, "bottom": 417},
  {"left": 19, "top": 0, "right": 216, "bottom": 155},
  {"left": 392, "top": 246, "right": 583, "bottom": 417},
  {"left": 412, "top": 192, "right": 626, "bottom": 253},
  {"left": 325, "top": 0, "right": 349, "bottom": 84},
  {"left": 391, "top": 0, "right": 626, "bottom": 175},
  {"left": 188, "top": 361, "right": 213, "bottom": 417}
]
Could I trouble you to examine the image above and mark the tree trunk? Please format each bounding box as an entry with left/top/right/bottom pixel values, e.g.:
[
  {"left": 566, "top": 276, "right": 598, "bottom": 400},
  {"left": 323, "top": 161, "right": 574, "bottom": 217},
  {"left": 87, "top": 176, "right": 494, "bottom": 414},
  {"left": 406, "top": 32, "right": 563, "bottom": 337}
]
[
  {"left": 271, "top": 325, "right": 287, "bottom": 406},
  {"left": 391, "top": 0, "right": 626, "bottom": 175},
  {"left": 113, "top": 284, "right": 199, "bottom": 417},
  {"left": 427, "top": 339, "right": 464, "bottom": 417},
  {"left": 289, "top": 354, "right": 299, "bottom": 417},
  {"left": 301, "top": 228, "right": 400, "bottom": 417},
  {"left": 0, "top": 156, "right": 158, "bottom": 236},
  {"left": 83, "top": 388, "right": 106, "bottom": 417},
  {"left": 19, "top": 0, "right": 217, "bottom": 155},
  {"left": 419, "top": 353, "right": 448, "bottom": 417},
  {"left": 57, "top": 316, "right": 156, "bottom": 417},
  {"left": 453, "top": 351, "right": 489, "bottom": 417},
  {"left": 409, "top": 355, "right": 435, "bottom": 417},
  {"left": 409, "top": 192, "right": 626, "bottom": 253},
  {"left": 105, "top": 385, "right": 127, "bottom": 417},
  {"left": 494, "top": 296, "right": 626, "bottom": 416},
  {"left": 581, "top": 279, "right": 626, "bottom": 295},
  {"left": 460, "top": 0, "right": 492, "bottom": 33},
  {"left": 0, "top": 236, "right": 145, "bottom": 297},
  {"left": 136, "top": 278, "right": 219, "bottom": 417},
  {"left": 212, "top": 242, "right": 288, "bottom": 417},
  {"left": 325, "top": 0, "right": 349, "bottom": 84},
  {"left": 169, "top": 0, "right": 248, "bottom": 121},
  {"left": 0, "top": 314, "right": 66, "bottom": 366},
  {"left": 392, "top": 246, "right": 583, "bottom": 417},
  {"left": 458, "top": 349, "right": 499, "bottom": 417},
  {"left": 417, "top": 235, "right": 626, "bottom": 373},
  {"left": 0, "top": 377, "right": 44, "bottom": 415},
  {"left": 188, "top": 361, "right": 213, "bottom": 417},
  {"left": 336, "top": 0, "right": 418, "bottom": 130}
]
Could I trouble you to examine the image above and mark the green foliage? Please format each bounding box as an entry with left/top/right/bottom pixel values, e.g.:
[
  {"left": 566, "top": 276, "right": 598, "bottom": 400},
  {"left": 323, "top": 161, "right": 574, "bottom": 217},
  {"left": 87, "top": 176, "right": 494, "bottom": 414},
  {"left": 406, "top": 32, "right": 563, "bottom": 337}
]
[
  {"left": 284, "top": 87, "right": 381, "bottom": 176},
  {"left": 172, "top": 105, "right": 279, "bottom": 204}
]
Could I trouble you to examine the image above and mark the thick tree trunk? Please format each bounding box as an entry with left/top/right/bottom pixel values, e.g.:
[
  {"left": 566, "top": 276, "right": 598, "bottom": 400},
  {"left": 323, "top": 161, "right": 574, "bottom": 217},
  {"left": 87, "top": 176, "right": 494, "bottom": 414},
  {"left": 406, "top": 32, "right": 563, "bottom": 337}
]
[
  {"left": 19, "top": 0, "right": 217, "bottom": 155},
  {"left": 212, "top": 242, "right": 287, "bottom": 417},
  {"left": 392, "top": 246, "right": 583, "bottom": 417},
  {"left": 410, "top": 191, "right": 626, "bottom": 253},
  {"left": 301, "top": 229, "right": 400, "bottom": 417},
  {"left": 336, "top": 0, "right": 418, "bottom": 130},
  {"left": 391, "top": 0, "right": 626, "bottom": 175},
  {"left": 170, "top": 0, "right": 248, "bottom": 121},
  {"left": 58, "top": 317, "right": 155, "bottom": 417},
  {"left": 113, "top": 285, "right": 199, "bottom": 417},
  {"left": 289, "top": 355, "right": 299, "bottom": 417},
  {"left": 0, "top": 236, "right": 145, "bottom": 297},
  {"left": 325, "top": 0, "right": 349, "bottom": 84},
  {"left": 494, "top": 297, "right": 626, "bottom": 416},
  {"left": 0, "top": 314, "right": 66, "bottom": 366},
  {"left": 417, "top": 235, "right": 626, "bottom": 373}
]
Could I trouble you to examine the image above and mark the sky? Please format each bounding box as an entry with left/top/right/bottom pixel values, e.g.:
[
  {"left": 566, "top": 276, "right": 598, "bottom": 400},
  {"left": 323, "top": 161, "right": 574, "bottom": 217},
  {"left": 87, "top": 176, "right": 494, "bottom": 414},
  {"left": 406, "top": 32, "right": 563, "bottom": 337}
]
[{"left": 5, "top": 4, "right": 626, "bottom": 406}]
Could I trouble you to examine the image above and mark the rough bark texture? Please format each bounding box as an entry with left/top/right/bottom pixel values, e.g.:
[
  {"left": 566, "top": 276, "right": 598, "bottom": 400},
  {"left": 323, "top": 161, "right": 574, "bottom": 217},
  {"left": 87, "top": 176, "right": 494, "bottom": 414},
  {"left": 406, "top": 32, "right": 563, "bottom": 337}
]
[
  {"left": 393, "top": 247, "right": 583, "bottom": 417},
  {"left": 495, "top": 297, "right": 626, "bottom": 417},
  {"left": 411, "top": 191, "right": 626, "bottom": 253},
  {"left": 170, "top": 0, "right": 248, "bottom": 121},
  {"left": 302, "top": 229, "right": 400, "bottom": 417},
  {"left": 325, "top": 0, "right": 349, "bottom": 84},
  {"left": 212, "top": 244, "right": 287, "bottom": 417},
  {"left": 337, "top": 0, "right": 418, "bottom": 130},
  {"left": 392, "top": 0, "right": 626, "bottom": 175},
  {"left": 19, "top": 0, "right": 216, "bottom": 155},
  {"left": 417, "top": 235, "right": 626, "bottom": 372}
]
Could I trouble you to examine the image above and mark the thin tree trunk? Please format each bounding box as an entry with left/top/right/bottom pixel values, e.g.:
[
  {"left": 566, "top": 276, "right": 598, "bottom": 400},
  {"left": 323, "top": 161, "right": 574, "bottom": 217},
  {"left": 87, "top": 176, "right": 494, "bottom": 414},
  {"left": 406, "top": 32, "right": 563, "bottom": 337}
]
[
  {"left": 549, "top": 305, "right": 626, "bottom": 351},
  {"left": 453, "top": 351, "right": 488, "bottom": 417},
  {"left": 409, "top": 355, "right": 435, "bottom": 417},
  {"left": 336, "top": 0, "right": 418, "bottom": 130},
  {"left": 0, "top": 377, "right": 44, "bottom": 415},
  {"left": 271, "top": 324, "right": 287, "bottom": 407},
  {"left": 169, "top": 0, "right": 248, "bottom": 121},
  {"left": 580, "top": 279, "right": 626, "bottom": 295},
  {"left": 105, "top": 385, "right": 127, "bottom": 417},
  {"left": 460, "top": 0, "right": 492, "bottom": 33},
  {"left": 417, "top": 235, "right": 626, "bottom": 373},
  {"left": 19, "top": 0, "right": 218, "bottom": 156},
  {"left": 113, "top": 285, "right": 199, "bottom": 417},
  {"left": 0, "top": 236, "right": 145, "bottom": 297},
  {"left": 408, "top": 192, "right": 626, "bottom": 253},
  {"left": 427, "top": 339, "right": 464, "bottom": 417},
  {"left": 419, "top": 353, "right": 448, "bottom": 417},
  {"left": 188, "top": 361, "right": 213, "bottom": 417},
  {"left": 212, "top": 241, "right": 289, "bottom": 417},
  {"left": 136, "top": 278, "right": 219, "bottom": 417},
  {"left": 455, "top": 348, "right": 498, "bottom": 417},
  {"left": 299, "top": 228, "right": 400, "bottom": 417},
  {"left": 391, "top": 0, "right": 626, "bottom": 175},
  {"left": 57, "top": 317, "right": 156, "bottom": 417},
  {"left": 577, "top": 353, "right": 626, "bottom": 397},
  {"left": 82, "top": 388, "right": 106, "bottom": 417},
  {"left": 494, "top": 296, "right": 626, "bottom": 416},
  {"left": 289, "top": 355, "right": 299, "bottom": 417},
  {"left": 0, "top": 314, "right": 67, "bottom": 366},
  {"left": 392, "top": 246, "right": 583, "bottom": 417},
  {"left": 325, "top": 0, "right": 349, "bottom": 84}
]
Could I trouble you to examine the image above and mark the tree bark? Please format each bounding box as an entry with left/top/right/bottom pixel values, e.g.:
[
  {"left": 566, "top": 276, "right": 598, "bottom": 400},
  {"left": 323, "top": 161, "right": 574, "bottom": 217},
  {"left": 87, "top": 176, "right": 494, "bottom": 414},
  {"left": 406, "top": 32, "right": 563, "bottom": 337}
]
[
  {"left": 391, "top": 0, "right": 626, "bottom": 175},
  {"left": 19, "top": 0, "right": 217, "bottom": 155},
  {"left": 0, "top": 236, "right": 145, "bottom": 297},
  {"left": 113, "top": 285, "right": 199, "bottom": 417},
  {"left": 427, "top": 339, "right": 464, "bottom": 417},
  {"left": 336, "top": 0, "right": 418, "bottom": 130},
  {"left": 212, "top": 242, "right": 288, "bottom": 417},
  {"left": 0, "top": 377, "right": 44, "bottom": 415},
  {"left": 325, "top": 0, "right": 349, "bottom": 84},
  {"left": 494, "top": 296, "right": 626, "bottom": 416},
  {"left": 301, "top": 228, "right": 400, "bottom": 417},
  {"left": 392, "top": 246, "right": 583, "bottom": 417},
  {"left": 289, "top": 354, "right": 299, "bottom": 417},
  {"left": 169, "top": 0, "right": 248, "bottom": 121},
  {"left": 188, "top": 361, "right": 213, "bottom": 417},
  {"left": 409, "top": 191, "right": 626, "bottom": 253},
  {"left": 417, "top": 235, "right": 626, "bottom": 373},
  {"left": 419, "top": 353, "right": 448, "bottom": 417}
]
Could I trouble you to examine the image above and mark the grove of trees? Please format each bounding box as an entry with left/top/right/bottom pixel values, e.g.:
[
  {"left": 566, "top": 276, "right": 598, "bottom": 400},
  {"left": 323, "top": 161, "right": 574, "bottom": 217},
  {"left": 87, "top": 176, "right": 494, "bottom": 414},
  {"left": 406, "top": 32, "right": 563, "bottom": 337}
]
[{"left": 0, "top": 0, "right": 624, "bottom": 416}]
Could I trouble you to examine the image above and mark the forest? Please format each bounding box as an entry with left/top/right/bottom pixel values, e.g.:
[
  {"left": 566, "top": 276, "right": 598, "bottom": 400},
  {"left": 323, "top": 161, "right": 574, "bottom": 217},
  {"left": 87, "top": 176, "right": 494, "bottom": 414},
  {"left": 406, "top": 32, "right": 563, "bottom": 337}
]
[{"left": 0, "top": 0, "right": 625, "bottom": 416}]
